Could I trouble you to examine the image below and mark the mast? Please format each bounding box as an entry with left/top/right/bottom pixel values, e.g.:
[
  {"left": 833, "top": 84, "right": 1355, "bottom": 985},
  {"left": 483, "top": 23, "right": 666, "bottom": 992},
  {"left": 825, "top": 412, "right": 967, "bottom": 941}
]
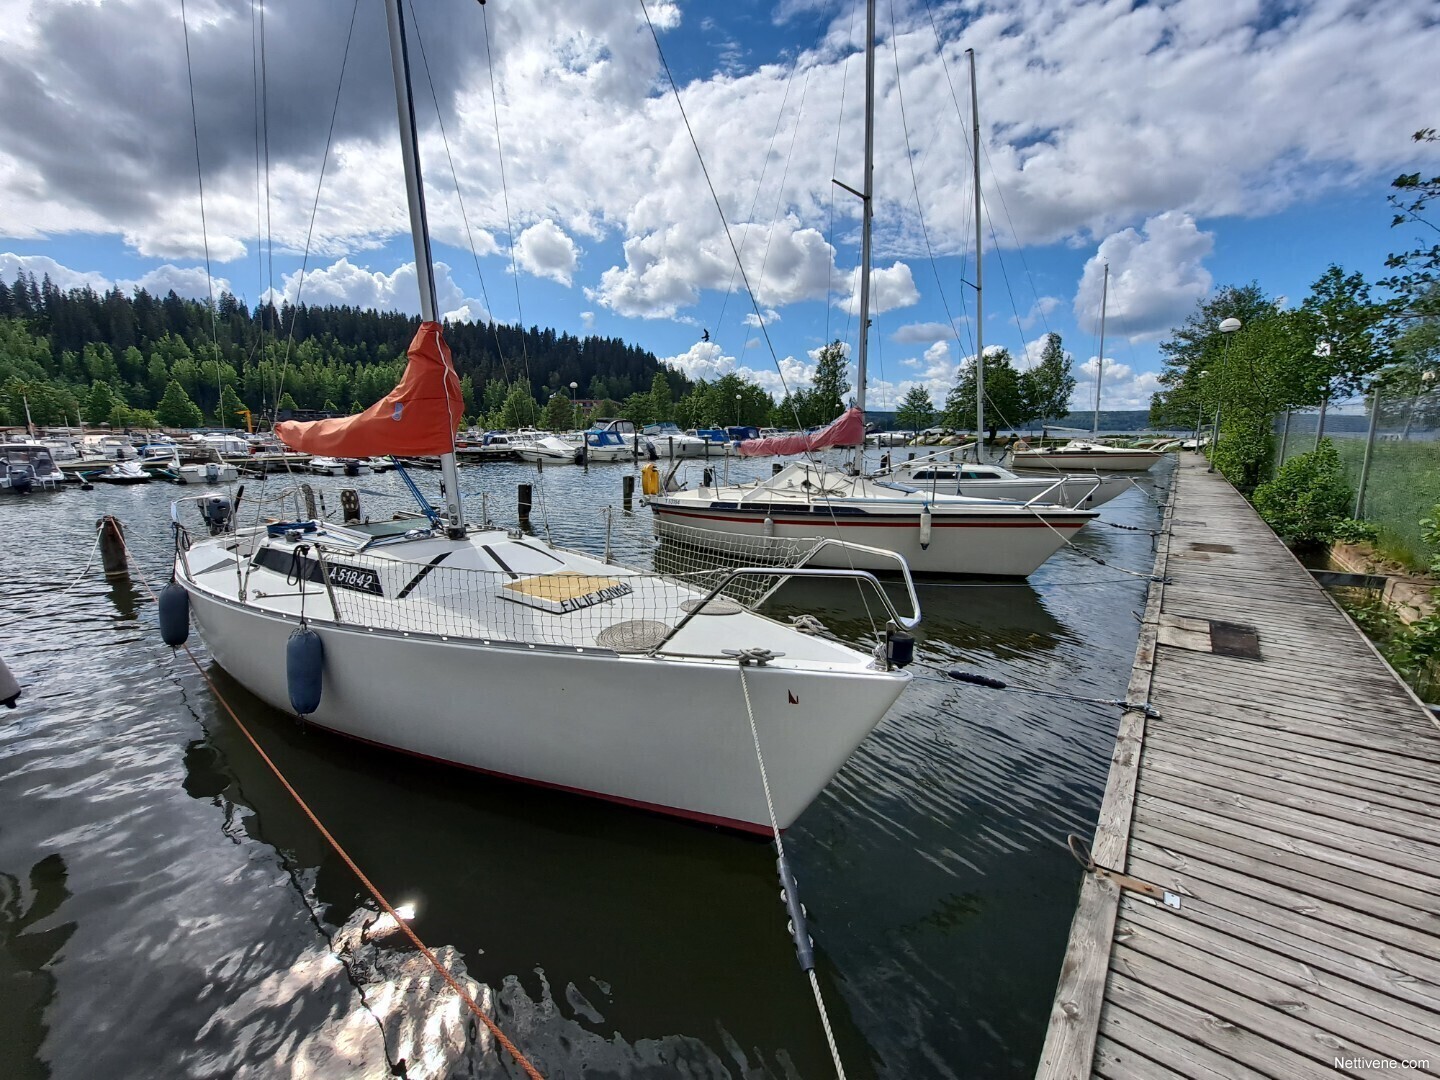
[
  {"left": 855, "top": 0, "right": 876, "bottom": 418},
  {"left": 383, "top": 0, "right": 465, "bottom": 538},
  {"left": 968, "top": 49, "right": 983, "bottom": 459},
  {"left": 1092, "top": 263, "right": 1108, "bottom": 436}
]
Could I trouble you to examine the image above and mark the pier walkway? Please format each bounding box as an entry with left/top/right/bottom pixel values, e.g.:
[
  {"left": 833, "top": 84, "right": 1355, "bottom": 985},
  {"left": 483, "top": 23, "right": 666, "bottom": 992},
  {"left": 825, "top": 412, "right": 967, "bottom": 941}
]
[{"left": 1036, "top": 454, "right": 1440, "bottom": 1079}]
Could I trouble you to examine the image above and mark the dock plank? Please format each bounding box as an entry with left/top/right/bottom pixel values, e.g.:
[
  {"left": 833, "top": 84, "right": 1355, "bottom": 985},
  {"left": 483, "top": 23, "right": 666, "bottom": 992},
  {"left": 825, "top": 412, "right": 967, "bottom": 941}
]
[{"left": 1035, "top": 455, "right": 1440, "bottom": 1080}]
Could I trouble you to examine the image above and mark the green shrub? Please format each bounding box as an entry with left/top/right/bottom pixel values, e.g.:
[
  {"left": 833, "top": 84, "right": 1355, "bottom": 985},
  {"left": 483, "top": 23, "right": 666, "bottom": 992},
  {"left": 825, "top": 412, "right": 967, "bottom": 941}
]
[
  {"left": 1252, "top": 440, "right": 1355, "bottom": 548},
  {"left": 1329, "top": 518, "right": 1380, "bottom": 544}
]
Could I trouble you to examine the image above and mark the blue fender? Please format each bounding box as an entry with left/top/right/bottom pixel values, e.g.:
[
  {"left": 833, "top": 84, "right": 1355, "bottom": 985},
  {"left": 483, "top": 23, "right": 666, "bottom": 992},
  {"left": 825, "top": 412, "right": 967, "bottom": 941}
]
[{"left": 286, "top": 627, "right": 325, "bottom": 716}]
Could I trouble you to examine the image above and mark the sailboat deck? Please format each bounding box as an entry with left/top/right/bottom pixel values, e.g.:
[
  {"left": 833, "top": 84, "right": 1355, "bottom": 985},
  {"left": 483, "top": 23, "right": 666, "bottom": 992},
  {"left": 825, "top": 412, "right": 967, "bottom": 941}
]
[{"left": 1036, "top": 454, "right": 1440, "bottom": 1079}]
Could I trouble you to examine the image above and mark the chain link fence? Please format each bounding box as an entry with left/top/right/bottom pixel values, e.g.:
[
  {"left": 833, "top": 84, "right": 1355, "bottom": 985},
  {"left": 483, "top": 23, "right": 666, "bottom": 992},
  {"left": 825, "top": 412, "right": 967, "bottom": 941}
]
[{"left": 1273, "top": 391, "right": 1440, "bottom": 568}]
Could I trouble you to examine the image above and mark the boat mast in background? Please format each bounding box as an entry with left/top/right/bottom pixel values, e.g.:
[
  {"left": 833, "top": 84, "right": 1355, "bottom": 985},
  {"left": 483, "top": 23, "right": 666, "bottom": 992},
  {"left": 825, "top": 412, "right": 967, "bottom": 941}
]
[
  {"left": 1092, "top": 263, "right": 1109, "bottom": 437},
  {"left": 383, "top": 0, "right": 465, "bottom": 539},
  {"left": 855, "top": 0, "right": 876, "bottom": 426},
  {"left": 968, "top": 48, "right": 984, "bottom": 459}
]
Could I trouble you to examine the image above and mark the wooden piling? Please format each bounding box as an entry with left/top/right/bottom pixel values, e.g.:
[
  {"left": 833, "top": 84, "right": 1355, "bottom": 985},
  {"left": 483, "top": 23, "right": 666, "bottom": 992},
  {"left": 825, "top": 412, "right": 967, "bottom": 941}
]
[
  {"left": 517, "top": 483, "right": 532, "bottom": 521},
  {"left": 97, "top": 516, "right": 128, "bottom": 577},
  {"left": 622, "top": 474, "right": 635, "bottom": 508}
]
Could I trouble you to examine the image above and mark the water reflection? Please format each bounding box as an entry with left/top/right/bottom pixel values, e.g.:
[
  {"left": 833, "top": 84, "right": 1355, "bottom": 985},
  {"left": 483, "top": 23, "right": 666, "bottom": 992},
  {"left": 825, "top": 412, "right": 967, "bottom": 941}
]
[
  {"left": 0, "top": 854, "right": 75, "bottom": 1080},
  {"left": 186, "top": 665, "right": 873, "bottom": 1076}
]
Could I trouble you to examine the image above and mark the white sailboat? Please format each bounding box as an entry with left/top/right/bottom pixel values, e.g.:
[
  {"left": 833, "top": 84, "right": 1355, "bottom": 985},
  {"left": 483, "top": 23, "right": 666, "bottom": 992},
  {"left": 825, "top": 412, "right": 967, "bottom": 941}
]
[
  {"left": 1010, "top": 265, "right": 1165, "bottom": 473},
  {"left": 163, "top": 0, "right": 918, "bottom": 833},
  {"left": 879, "top": 453, "right": 1132, "bottom": 508},
  {"left": 645, "top": 19, "right": 1097, "bottom": 577}
]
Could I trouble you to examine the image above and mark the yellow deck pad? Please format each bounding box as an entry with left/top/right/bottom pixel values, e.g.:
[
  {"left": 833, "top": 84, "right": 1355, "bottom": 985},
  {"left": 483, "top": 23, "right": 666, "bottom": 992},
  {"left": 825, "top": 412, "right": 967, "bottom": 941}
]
[{"left": 501, "top": 572, "right": 633, "bottom": 614}]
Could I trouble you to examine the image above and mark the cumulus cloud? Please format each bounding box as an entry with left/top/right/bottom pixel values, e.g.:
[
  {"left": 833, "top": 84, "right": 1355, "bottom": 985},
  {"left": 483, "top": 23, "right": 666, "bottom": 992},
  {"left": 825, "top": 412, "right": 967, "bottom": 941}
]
[
  {"left": 837, "top": 261, "right": 920, "bottom": 317},
  {"left": 1074, "top": 356, "right": 1163, "bottom": 411},
  {"left": 742, "top": 308, "right": 780, "bottom": 328},
  {"left": 514, "top": 220, "right": 579, "bottom": 286},
  {"left": 591, "top": 218, "right": 838, "bottom": 320},
  {"left": 1075, "top": 213, "right": 1214, "bottom": 340},
  {"left": 658, "top": 340, "right": 738, "bottom": 383},
  {"left": 892, "top": 321, "right": 955, "bottom": 344},
  {"left": 0, "top": 252, "right": 230, "bottom": 301},
  {"left": 265, "top": 258, "right": 488, "bottom": 323}
]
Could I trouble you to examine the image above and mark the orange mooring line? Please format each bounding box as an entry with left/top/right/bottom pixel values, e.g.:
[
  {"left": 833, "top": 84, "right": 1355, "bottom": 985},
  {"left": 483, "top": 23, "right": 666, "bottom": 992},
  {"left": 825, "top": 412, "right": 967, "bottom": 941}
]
[{"left": 124, "top": 534, "right": 544, "bottom": 1079}]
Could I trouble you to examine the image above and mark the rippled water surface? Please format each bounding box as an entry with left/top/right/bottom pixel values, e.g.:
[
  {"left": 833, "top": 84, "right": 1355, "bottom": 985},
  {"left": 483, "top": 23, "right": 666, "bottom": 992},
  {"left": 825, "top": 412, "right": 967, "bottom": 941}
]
[{"left": 0, "top": 453, "right": 1171, "bottom": 1078}]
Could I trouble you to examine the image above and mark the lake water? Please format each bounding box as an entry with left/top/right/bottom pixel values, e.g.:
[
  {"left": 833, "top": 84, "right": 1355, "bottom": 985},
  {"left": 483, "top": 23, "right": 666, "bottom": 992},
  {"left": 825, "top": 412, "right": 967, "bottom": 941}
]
[{"left": 0, "top": 451, "right": 1171, "bottom": 1078}]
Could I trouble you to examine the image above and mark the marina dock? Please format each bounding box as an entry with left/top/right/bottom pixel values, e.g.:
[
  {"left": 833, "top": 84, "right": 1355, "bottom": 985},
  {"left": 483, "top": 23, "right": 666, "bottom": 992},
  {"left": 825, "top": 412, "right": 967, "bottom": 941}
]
[{"left": 1037, "top": 454, "right": 1440, "bottom": 1079}]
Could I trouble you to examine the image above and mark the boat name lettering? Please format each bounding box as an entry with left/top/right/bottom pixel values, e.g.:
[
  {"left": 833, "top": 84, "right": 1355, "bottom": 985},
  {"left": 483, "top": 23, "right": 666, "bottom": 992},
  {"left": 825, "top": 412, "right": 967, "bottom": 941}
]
[
  {"left": 559, "top": 582, "right": 632, "bottom": 612},
  {"left": 326, "top": 563, "right": 384, "bottom": 596}
]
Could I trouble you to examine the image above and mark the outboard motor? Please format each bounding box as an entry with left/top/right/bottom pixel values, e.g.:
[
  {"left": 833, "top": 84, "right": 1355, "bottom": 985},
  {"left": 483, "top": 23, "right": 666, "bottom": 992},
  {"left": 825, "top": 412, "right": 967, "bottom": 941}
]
[
  {"left": 5, "top": 463, "right": 34, "bottom": 495},
  {"left": 204, "top": 461, "right": 220, "bottom": 483},
  {"left": 202, "top": 496, "right": 233, "bottom": 535}
]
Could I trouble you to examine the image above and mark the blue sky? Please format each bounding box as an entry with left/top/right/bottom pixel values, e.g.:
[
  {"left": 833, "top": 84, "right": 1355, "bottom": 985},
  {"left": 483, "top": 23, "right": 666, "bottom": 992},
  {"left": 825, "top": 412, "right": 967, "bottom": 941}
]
[{"left": 1, "top": 0, "right": 1437, "bottom": 415}]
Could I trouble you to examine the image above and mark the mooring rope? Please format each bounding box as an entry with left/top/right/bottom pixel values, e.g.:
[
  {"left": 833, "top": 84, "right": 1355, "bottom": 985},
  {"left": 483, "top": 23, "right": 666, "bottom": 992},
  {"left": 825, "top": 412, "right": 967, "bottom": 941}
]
[
  {"left": 8, "top": 528, "right": 106, "bottom": 624},
  {"left": 913, "top": 661, "right": 1160, "bottom": 719},
  {"left": 119, "top": 532, "right": 545, "bottom": 1080},
  {"left": 735, "top": 656, "right": 848, "bottom": 1080}
]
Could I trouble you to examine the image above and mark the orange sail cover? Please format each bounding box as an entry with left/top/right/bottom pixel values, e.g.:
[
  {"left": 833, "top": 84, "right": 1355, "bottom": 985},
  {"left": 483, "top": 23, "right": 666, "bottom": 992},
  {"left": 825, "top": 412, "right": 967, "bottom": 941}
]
[{"left": 275, "top": 322, "right": 462, "bottom": 458}]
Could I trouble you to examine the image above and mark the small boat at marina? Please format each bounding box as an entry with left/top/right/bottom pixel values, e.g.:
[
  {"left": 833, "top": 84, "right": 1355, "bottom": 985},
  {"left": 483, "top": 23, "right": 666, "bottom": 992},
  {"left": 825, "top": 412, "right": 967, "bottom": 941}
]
[
  {"left": 1008, "top": 439, "right": 1166, "bottom": 473},
  {"left": 93, "top": 460, "right": 152, "bottom": 485},
  {"left": 642, "top": 423, "right": 716, "bottom": 458},
  {"left": 577, "top": 429, "right": 636, "bottom": 463},
  {"left": 644, "top": 40, "right": 1097, "bottom": 578},
  {"left": 1, "top": 443, "right": 65, "bottom": 493},
  {"left": 879, "top": 452, "right": 1133, "bottom": 508},
  {"left": 515, "top": 435, "right": 584, "bottom": 464},
  {"left": 177, "top": 459, "right": 240, "bottom": 485},
  {"left": 164, "top": 0, "right": 918, "bottom": 833},
  {"left": 306, "top": 456, "right": 349, "bottom": 476}
]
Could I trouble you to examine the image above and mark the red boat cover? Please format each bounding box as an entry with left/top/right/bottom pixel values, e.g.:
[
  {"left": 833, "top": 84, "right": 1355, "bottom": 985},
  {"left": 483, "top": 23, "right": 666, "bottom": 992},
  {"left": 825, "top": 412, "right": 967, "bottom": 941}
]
[
  {"left": 737, "top": 406, "right": 865, "bottom": 458},
  {"left": 275, "top": 322, "right": 462, "bottom": 457}
]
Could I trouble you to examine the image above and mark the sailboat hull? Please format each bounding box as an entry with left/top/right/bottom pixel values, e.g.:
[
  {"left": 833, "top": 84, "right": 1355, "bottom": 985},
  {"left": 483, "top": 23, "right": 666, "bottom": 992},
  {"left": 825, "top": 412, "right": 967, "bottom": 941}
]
[
  {"left": 1009, "top": 449, "right": 1163, "bottom": 472},
  {"left": 648, "top": 500, "right": 1090, "bottom": 576},
  {"left": 185, "top": 586, "right": 907, "bottom": 832}
]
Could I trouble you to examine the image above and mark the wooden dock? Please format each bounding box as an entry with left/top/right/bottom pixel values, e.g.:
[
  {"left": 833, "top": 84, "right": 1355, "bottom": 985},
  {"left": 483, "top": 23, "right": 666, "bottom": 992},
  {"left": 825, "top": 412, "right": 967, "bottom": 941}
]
[{"left": 1037, "top": 454, "right": 1440, "bottom": 1080}]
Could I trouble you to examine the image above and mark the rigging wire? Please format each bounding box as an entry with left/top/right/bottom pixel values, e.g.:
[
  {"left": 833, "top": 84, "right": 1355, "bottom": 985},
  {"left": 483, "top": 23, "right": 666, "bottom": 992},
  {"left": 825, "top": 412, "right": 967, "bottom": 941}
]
[
  {"left": 478, "top": 0, "right": 535, "bottom": 411},
  {"left": 639, "top": 0, "right": 889, "bottom": 635},
  {"left": 257, "top": 0, "right": 278, "bottom": 409},
  {"left": 710, "top": 52, "right": 804, "bottom": 344},
  {"left": 265, "top": 0, "right": 363, "bottom": 432},
  {"left": 825, "top": 0, "right": 861, "bottom": 352},
  {"left": 178, "top": 0, "right": 225, "bottom": 414},
  {"left": 404, "top": 0, "right": 520, "bottom": 398}
]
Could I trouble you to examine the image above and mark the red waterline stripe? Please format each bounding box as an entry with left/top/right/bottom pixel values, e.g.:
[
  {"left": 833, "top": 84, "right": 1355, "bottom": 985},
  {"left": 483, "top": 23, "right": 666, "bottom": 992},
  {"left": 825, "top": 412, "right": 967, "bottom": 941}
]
[
  {"left": 302, "top": 719, "right": 776, "bottom": 836},
  {"left": 654, "top": 508, "right": 1089, "bottom": 530}
]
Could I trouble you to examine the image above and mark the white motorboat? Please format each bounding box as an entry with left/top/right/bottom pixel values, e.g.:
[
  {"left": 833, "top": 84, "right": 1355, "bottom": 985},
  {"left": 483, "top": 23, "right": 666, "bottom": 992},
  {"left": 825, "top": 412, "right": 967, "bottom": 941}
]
[
  {"left": 306, "top": 456, "right": 350, "bottom": 476},
  {"left": 93, "top": 460, "right": 152, "bottom": 485},
  {"left": 177, "top": 459, "right": 240, "bottom": 485},
  {"left": 642, "top": 423, "right": 716, "bottom": 458},
  {"left": 163, "top": 0, "right": 918, "bottom": 834},
  {"left": 1, "top": 443, "right": 65, "bottom": 493},
  {"left": 577, "top": 429, "right": 635, "bottom": 463},
  {"left": 1008, "top": 439, "right": 1165, "bottom": 472},
  {"left": 880, "top": 452, "right": 1133, "bottom": 508},
  {"left": 515, "top": 435, "right": 583, "bottom": 464}
]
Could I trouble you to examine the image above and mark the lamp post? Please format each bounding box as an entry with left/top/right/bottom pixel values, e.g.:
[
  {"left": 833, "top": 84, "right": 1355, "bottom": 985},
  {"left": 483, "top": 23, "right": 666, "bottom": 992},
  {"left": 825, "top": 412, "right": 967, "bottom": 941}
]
[
  {"left": 1193, "top": 371, "right": 1208, "bottom": 450},
  {"left": 1208, "top": 317, "right": 1242, "bottom": 473},
  {"left": 735, "top": 392, "right": 742, "bottom": 426},
  {"left": 569, "top": 381, "right": 578, "bottom": 428}
]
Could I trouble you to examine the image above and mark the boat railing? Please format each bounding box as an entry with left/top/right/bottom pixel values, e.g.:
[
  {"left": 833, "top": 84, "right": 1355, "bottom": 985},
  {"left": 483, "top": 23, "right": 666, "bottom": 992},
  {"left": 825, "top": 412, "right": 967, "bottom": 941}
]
[{"left": 652, "top": 562, "right": 919, "bottom": 659}]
